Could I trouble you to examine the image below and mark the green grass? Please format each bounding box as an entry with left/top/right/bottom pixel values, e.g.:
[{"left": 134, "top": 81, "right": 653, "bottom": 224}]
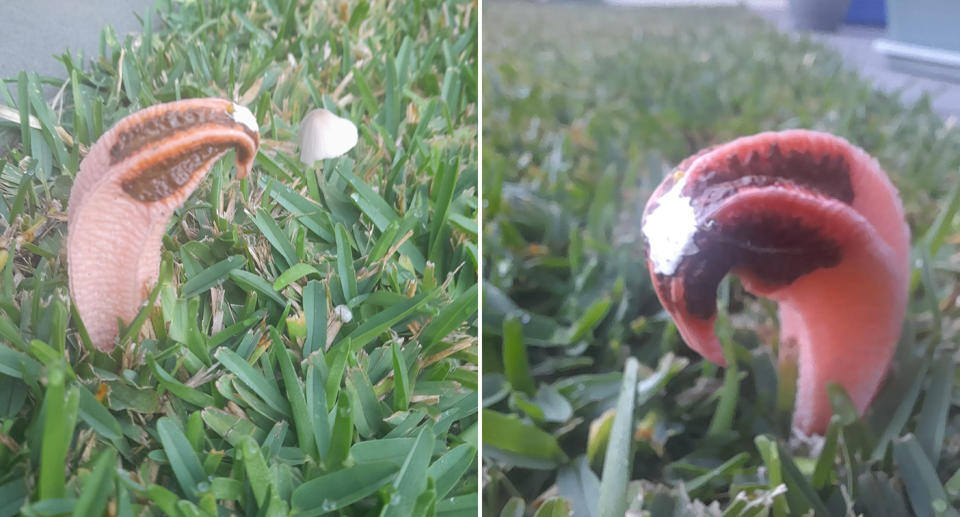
[
  {"left": 0, "top": 0, "right": 477, "bottom": 515},
  {"left": 483, "top": 3, "right": 960, "bottom": 516}
]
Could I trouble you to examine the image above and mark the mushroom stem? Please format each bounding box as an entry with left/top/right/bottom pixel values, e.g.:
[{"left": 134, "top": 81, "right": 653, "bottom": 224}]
[
  {"left": 641, "top": 130, "right": 910, "bottom": 433},
  {"left": 67, "top": 98, "right": 260, "bottom": 351}
]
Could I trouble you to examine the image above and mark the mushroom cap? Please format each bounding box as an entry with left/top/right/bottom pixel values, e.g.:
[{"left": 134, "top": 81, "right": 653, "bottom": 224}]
[
  {"left": 298, "top": 108, "right": 358, "bottom": 164},
  {"left": 67, "top": 98, "right": 260, "bottom": 350},
  {"left": 641, "top": 130, "right": 910, "bottom": 433}
]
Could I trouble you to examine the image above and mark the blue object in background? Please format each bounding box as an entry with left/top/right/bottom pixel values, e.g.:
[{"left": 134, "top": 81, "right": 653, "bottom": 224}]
[
  {"left": 875, "top": 0, "right": 960, "bottom": 82},
  {"left": 845, "top": 0, "right": 886, "bottom": 26}
]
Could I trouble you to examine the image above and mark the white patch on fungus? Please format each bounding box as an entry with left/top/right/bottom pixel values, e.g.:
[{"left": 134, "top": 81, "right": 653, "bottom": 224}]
[
  {"left": 642, "top": 175, "right": 700, "bottom": 276},
  {"left": 230, "top": 103, "right": 259, "bottom": 133}
]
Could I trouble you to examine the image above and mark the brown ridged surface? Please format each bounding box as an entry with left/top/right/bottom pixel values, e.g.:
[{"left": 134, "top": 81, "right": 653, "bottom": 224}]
[{"left": 109, "top": 105, "right": 256, "bottom": 165}]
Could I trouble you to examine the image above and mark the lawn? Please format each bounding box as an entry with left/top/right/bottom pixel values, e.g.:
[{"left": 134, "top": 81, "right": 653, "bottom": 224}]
[
  {"left": 482, "top": 3, "right": 960, "bottom": 516},
  {"left": 0, "top": 0, "right": 478, "bottom": 515}
]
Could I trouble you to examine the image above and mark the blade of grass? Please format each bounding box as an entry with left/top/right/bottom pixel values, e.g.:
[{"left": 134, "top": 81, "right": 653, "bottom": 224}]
[
  {"left": 273, "top": 263, "right": 321, "bottom": 291},
  {"left": 532, "top": 498, "right": 570, "bottom": 517},
  {"left": 392, "top": 340, "right": 411, "bottom": 411},
  {"left": 427, "top": 444, "right": 476, "bottom": 499},
  {"left": 381, "top": 423, "right": 436, "bottom": 517},
  {"left": 556, "top": 456, "right": 601, "bottom": 517},
  {"left": 305, "top": 352, "right": 331, "bottom": 460},
  {"left": 482, "top": 409, "right": 567, "bottom": 469},
  {"left": 303, "top": 280, "right": 327, "bottom": 356},
  {"left": 259, "top": 177, "right": 335, "bottom": 242},
  {"left": 215, "top": 347, "right": 291, "bottom": 418},
  {"left": 39, "top": 366, "right": 78, "bottom": 501},
  {"left": 812, "top": 416, "right": 842, "bottom": 490},
  {"left": 893, "top": 434, "right": 960, "bottom": 517},
  {"left": 916, "top": 350, "right": 953, "bottom": 464},
  {"left": 326, "top": 392, "right": 354, "bottom": 470},
  {"left": 201, "top": 407, "right": 266, "bottom": 447},
  {"left": 345, "top": 291, "right": 434, "bottom": 349},
  {"left": 273, "top": 328, "right": 314, "bottom": 458},
  {"left": 228, "top": 270, "right": 286, "bottom": 306},
  {"left": 345, "top": 366, "right": 382, "bottom": 438},
  {"left": 291, "top": 461, "right": 398, "bottom": 515},
  {"left": 77, "top": 384, "right": 122, "bottom": 441},
  {"left": 156, "top": 416, "right": 205, "bottom": 499},
  {"left": 754, "top": 436, "right": 788, "bottom": 517},
  {"left": 252, "top": 207, "right": 298, "bottom": 269},
  {"left": 17, "top": 72, "right": 31, "bottom": 152},
  {"left": 421, "top": 283, "right": 478, "bottom": 352},
  {"left": 428, "top": 156, "right": 457, "bottom": 266},
  {"left": 502, "top": 317, "right": 535, "bottom": 396},
  {"left": 71, "top": 449, "right": 116, "bottom": 517},
  {"left": 870, "top": 357, "right": 929, "bottom": 461},
  {"left": 238, "top": 436, "right": 274, "bottom": 508},
  {"left": 149, "top": 356, "right": 215, "bottom": 408},
  {"left": 686, "top": 452, "right": 750, "bottom": 496},
  {"left": 335, "top": 223, "right": 358, "bottom": 302},
  {"left": 180, "top": 255, "right": 246, "bottom": 298},
  {"left": 597, "top": 357, "right": 638, "bottom": 517},
  {"left": 776, "top": 443, "right": 831, "bottom": 517},
  {"left": 708, "top": 312, "right": 739, "bottom": 436}
]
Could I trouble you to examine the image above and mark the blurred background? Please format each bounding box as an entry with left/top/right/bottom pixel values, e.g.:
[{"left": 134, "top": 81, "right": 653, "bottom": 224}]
[{"left": 481, "top": 0, "right": 960, "bottom": 515}]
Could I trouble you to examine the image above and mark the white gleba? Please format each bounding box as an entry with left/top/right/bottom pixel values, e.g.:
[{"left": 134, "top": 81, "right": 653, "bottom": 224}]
[
  {"left": 642, "top": 175, "right": 700, "bottom": 276},
  {"left": 230, "top": 103, "right": 260, "bottom": 133}
]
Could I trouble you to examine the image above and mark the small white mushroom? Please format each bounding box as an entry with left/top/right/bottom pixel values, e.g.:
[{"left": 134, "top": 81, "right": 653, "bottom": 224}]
[
  {"left": 332, "top": 304, "right": 353, "bottom": 323},
  {"left": 298, "top": 109, "right": 358, "bottom": 165},
  {"left": 325, "top": 304, "right": 354, "bottom": 350}
]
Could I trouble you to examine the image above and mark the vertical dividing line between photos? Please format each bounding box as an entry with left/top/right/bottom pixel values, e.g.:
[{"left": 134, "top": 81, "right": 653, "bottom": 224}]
[{"left": 476, "top": 0, "right": 485, "bottom": 507}]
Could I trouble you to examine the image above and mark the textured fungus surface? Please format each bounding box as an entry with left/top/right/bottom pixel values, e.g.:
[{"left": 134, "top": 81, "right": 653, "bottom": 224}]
[
  {"left": 641, "top": 130, "right": 910, "bottom": 433},
  {"left": 67, "top": 98, "right": 260, "bottom": 351}
]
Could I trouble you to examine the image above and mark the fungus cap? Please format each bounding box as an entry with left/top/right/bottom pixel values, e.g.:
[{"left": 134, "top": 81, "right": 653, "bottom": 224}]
[{"left": 298, "top": 109, "right": 358, "bottom": 164}]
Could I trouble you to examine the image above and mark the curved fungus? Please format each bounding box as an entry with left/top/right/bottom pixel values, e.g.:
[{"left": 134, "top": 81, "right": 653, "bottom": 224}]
[
  {"left": 641, "top": 130, "right": 910, "bottom": 433},
  {"left": 67, "top": 98, "right": 260, "bottom": 351}
]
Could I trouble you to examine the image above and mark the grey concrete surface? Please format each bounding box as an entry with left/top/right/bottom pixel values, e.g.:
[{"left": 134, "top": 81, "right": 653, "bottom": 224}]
[
  {"left": 754, "top": 7, "right": 960, "bottom": 119},
  {"left": 608, "top": 1, "right": 960, "bottom": 119},
  {"left": 0, "top": 0, "right": 156, "bottom": 82}
]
